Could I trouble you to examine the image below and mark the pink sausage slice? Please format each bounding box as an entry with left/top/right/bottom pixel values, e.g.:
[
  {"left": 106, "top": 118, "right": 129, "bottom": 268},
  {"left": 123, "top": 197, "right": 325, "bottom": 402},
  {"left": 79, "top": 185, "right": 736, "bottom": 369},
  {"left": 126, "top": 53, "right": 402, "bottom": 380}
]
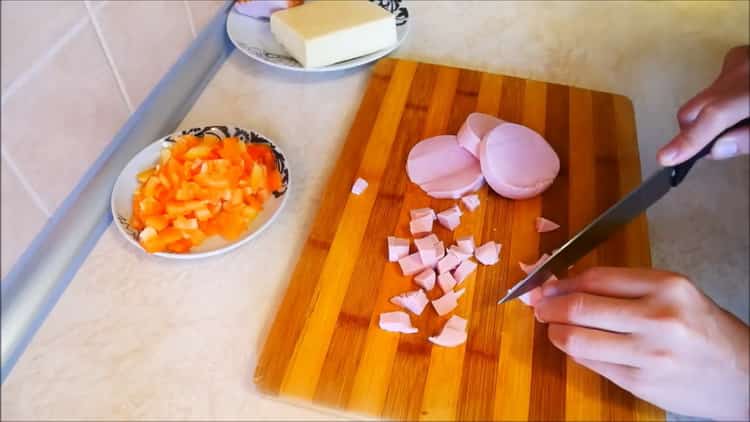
[
  {"left": 421, "top": 168, "right": 484, "bottom": 200},
  {"left": 407, "top": 135, "right": 484, "bottom": 199},
  {"left": 457, "top": 112, "right": 504, "bottom": 157},
  {"left": 479, "top": 123, "right": 560, "bottom": 199}
]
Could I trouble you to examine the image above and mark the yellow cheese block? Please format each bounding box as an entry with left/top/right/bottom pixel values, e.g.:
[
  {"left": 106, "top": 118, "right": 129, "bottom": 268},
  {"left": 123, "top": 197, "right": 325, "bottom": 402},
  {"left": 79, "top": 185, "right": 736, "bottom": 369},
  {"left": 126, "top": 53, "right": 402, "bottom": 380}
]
[{"left": 270, "top": 1, "right": 397, "bottom": 68}]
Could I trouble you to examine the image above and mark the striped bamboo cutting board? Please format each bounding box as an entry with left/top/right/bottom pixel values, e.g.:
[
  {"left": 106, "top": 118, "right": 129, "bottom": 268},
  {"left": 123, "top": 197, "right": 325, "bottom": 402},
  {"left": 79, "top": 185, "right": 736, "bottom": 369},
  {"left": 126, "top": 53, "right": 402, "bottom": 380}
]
[{"left": 254, "top": 58, "right": 665, "bottom": 421}]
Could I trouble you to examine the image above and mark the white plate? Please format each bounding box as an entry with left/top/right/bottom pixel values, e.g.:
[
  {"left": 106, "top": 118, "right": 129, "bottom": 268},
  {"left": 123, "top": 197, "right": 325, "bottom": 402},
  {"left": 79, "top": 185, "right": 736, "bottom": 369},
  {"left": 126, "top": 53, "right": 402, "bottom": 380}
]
[
  {"left": 111, "top": 125, "right": 290, "bottom": 259},
  {"left": 226, "top": 0, "right": 410, "bottom": 72}
]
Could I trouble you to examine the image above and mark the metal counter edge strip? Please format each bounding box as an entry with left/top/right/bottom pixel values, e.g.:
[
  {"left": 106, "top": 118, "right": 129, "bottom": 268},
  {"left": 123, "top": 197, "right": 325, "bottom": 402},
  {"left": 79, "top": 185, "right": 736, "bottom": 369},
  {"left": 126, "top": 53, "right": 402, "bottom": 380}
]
[{"left": 1, "top": 0, "right": 235, "bottom": 383}]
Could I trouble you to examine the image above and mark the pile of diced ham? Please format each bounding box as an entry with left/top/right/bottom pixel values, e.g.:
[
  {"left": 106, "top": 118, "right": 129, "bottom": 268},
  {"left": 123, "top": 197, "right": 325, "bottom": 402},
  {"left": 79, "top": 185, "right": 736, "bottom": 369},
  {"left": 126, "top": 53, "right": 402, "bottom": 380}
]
[
  {"left": 348, "top": 113, "right": 567, "bottom": 348},
  {"left": 378, "top": 194, "right": 505, "bottom": 348}
]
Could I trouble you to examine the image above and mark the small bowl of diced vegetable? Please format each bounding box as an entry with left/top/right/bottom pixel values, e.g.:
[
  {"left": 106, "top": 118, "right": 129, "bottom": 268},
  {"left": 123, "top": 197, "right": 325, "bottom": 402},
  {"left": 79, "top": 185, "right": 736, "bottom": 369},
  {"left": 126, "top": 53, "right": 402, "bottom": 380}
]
[{"left": 111, "top": 125, "right": 289, "bottom": 259}]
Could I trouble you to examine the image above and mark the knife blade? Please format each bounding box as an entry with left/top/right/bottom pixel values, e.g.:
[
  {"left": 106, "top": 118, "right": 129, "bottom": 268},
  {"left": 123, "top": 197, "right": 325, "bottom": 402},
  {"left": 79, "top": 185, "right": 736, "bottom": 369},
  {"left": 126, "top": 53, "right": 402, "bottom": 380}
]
[{"left": 498, "top": 117, "right": 749, "bottom": 304}]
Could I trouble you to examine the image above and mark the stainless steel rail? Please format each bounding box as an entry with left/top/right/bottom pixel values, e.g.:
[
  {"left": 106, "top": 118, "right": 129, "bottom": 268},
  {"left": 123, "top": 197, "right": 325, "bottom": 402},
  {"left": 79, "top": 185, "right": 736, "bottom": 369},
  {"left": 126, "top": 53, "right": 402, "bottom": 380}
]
[{"left": 1, "top": 1, "right": 234, "bottom": 383}]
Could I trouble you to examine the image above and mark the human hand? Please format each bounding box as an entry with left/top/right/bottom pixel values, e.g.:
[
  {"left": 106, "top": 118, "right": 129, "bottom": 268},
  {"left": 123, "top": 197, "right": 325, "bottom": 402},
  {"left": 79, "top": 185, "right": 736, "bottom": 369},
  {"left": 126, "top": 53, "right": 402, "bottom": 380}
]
[
  {"left": 532, "top": 267, "right": 749, "bottom": 420},
  {"left": 658, "top": 45, "right": 750, "bottom": 165}
]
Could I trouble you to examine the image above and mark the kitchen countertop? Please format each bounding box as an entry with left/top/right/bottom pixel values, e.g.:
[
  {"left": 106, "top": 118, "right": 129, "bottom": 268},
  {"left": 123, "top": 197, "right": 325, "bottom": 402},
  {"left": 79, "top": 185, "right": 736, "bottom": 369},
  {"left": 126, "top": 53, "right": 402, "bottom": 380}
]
[{"left": 2, "top": 2, "right": 748, "bottom": 420}]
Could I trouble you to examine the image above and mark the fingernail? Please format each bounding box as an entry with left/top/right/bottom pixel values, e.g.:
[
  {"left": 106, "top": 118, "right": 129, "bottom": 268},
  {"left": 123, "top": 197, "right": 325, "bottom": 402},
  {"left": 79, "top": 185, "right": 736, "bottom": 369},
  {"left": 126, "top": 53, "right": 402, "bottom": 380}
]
[
  {"left": 542, "top": 280, "right": 558, "bottom": 297},
  {"left": 660, "top": 147, "right": 678, "bottom": 165},
  {"left": 712, "top": 141, "right": 738, "bottom": 159},
  {"left": 534, "top": 310, "right": 546, "bottom": 323}
]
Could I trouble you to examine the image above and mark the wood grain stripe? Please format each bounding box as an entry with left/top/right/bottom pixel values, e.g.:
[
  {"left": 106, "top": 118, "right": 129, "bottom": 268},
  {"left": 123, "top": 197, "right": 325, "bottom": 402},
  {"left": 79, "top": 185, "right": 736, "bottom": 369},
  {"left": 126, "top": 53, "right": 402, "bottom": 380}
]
[
  {"left": 528, "top": 83, "right": 570, "bottom": 421},
  {"left": 565, "top": 87, "right": 603, "bottom": 421},
  {"left": 493, "top": 79, "right": 546, "bottom": 421},
  {"left": 593, "top": 91, "right": 637, "bottom": 421},
  {"left": 254, "top": 59, "right": 395, "bottom": 394},
  {"left": 454, "top": 77, "right": 523, "bottom": 422},
  {"left": 312, "top": 63, "right": 439, "bottom": 408},
  {"left": 346, "top": 64, "right": 456, "bottom": 415},
  {"left": 380, "top": 65, "right": 462, "bottom": 421},
  {"left": 418, "top": 70, "right": 487, "bottom": 422},
  {"left": 280, "top": 60, "right": 418, "bottom": 399}
]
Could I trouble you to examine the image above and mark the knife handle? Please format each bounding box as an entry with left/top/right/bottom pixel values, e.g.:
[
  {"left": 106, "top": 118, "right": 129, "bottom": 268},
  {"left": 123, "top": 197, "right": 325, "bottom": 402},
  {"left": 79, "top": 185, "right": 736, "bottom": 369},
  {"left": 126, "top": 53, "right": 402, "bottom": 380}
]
[{"left": 670, "top": 117, "right": 750, "bottom": 187}]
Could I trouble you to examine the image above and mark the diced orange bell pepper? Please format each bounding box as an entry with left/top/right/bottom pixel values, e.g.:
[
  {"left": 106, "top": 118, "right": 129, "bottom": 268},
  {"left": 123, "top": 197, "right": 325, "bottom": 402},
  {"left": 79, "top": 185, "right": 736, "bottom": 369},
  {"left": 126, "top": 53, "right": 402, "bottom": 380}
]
[
  {"left": 137, "top": 168, "right": 155, "bottom": 183},
  {"left": 159, "top": 227, "right": 184, "bottom": 244},
  {"left": 267, "top": 168, "right": 282, "bottom": 192},
  {"left": 139, "top": 197, "right": 165, "bottom": 216},
  {"left": 173, "top": 216, "right": 199, "bottom": 231},
  {"left": 198, "top": 219, "right": 219, "bottom": 236},
  {"left": 184, "top": 144, "right": 213, "bottom": 160},
  {"left": 166, "top": 238, "right": 192, "bottom": 253},
  {"left": 144, "top": 215, "right": 170, "bottom": 231},
  {"left": 183, "top": 229, "right": 206, "bottom": 246}
]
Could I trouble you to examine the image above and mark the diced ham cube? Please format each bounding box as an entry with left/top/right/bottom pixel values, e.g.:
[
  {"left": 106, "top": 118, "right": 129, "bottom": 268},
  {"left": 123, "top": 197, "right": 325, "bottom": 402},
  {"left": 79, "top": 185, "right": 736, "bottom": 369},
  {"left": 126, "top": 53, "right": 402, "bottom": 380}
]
[
  {"left": 448, "top": 245, "right": 472, "bottom": 261},
  {"left": 423, "top": 241, "right": 445, "bottom": 268},
  {"left": 398, "top": 252, "right": 426, "bottom": 276},
  {"left": 351, "top": 177, "right": 368, "bottom": 195},
  {"left": 461, "top": 194, "right": 481, "bottom": 212},
  {"left": 437, "top": 205, "right": 462, "bottom": 231},
  {"left": 415, "top": 234, "right": 439, "bottom": 262},
  {"left": 387, "top": 236, "right": 410, "bottom": 262},
  {"left": 410, "top": 207, "right": 436, "bottom": 221},
  {"left": 410, "top": 214, "right": 434, "bottom": 236},
  {"left": 431, "top": 288, "right": 465, "bottom": 316},
  {"left": 519, "top": 253, "right": 551, "bottom": 275},
  {"left": 456, "top": 235, "right": 475, "bottom": 253},
  {"left": 438, "top": 272, "right": 457, "bottom": 293},
  {"left": 475, "top": 241, "right": 501, "bottom": 265},
  {"left": 390, "top": 289, "right": 429, "bottom": 315},
  {"left": 379, "top": 311, "right": 418, "bottom": 334},
  {"left": 414, "top": 268, "right": 436, "bottom": 290},
  {"left": 536, "top": 217, "right": 560, "bottom": 233},
  {"left": 453, "top": 259, "right": 477, "bottom": 284},
  {"left": 429, "top": 315, "right": 468, "bottom": 347},
  {"left": 437, "top": 252, "right": 461, "bottom": 274}
]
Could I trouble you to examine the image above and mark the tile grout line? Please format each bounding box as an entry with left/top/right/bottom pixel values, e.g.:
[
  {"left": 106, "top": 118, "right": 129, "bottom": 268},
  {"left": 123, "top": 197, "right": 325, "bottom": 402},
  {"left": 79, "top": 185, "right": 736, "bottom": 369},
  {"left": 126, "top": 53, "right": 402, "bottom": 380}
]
[
  {"left": 84, "top": 0, "right": 134, "bottom": 113},
  {"left": 0, "top": 4, "right": 92, "bottom": 107},
  {"left": 1, "top": 146, "right": 51, "bottom": 217},
  {"left": 183, "top": 0, "right": 198, "bottom": 39}
]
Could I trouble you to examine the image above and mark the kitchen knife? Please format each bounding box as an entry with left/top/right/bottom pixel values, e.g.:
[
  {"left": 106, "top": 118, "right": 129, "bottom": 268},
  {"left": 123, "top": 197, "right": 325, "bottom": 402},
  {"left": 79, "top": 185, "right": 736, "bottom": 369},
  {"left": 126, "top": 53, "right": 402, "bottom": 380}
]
[{"left": 498, "top": 117, "right": 750, "bottom": 304}]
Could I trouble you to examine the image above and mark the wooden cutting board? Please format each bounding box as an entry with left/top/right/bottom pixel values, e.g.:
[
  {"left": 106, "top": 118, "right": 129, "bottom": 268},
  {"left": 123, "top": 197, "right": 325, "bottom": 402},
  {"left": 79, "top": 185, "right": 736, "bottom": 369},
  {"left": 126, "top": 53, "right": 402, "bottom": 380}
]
[{"left": 254, "top": 58, "right": 665, "bottom": 421}]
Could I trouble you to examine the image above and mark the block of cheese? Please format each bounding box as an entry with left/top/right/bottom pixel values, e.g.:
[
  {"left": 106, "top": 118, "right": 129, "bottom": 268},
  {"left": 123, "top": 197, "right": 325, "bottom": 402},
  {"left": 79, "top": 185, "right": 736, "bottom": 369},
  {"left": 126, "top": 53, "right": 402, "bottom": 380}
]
[{"left": 270, "top": 0, "right": 397, "bottom": 68}]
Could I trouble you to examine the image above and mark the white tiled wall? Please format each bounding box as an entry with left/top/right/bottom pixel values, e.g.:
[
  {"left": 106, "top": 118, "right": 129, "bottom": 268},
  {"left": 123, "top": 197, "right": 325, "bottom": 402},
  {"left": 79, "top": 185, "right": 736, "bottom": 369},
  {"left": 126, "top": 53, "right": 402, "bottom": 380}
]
[{"left": 0, "top": 0, "right": 226, "bottom": 277}]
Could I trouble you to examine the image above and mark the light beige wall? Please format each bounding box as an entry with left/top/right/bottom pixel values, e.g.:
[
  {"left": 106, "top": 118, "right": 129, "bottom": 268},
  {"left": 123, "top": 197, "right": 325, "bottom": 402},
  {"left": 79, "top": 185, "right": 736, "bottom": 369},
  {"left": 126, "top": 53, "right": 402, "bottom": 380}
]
[{"left": 0, "top": 0, "right": 226, "bottom": 277}]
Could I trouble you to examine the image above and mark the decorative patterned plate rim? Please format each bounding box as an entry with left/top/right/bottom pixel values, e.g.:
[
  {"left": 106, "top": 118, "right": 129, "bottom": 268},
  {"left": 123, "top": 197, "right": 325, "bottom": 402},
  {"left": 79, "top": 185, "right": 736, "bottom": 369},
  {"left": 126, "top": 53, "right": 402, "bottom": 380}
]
[
  {"left": 110, "top": 125, "right": 290, "bottom": 260},
  {"left": 226, "top": 0, "right": 410, "bottom": 72}
]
